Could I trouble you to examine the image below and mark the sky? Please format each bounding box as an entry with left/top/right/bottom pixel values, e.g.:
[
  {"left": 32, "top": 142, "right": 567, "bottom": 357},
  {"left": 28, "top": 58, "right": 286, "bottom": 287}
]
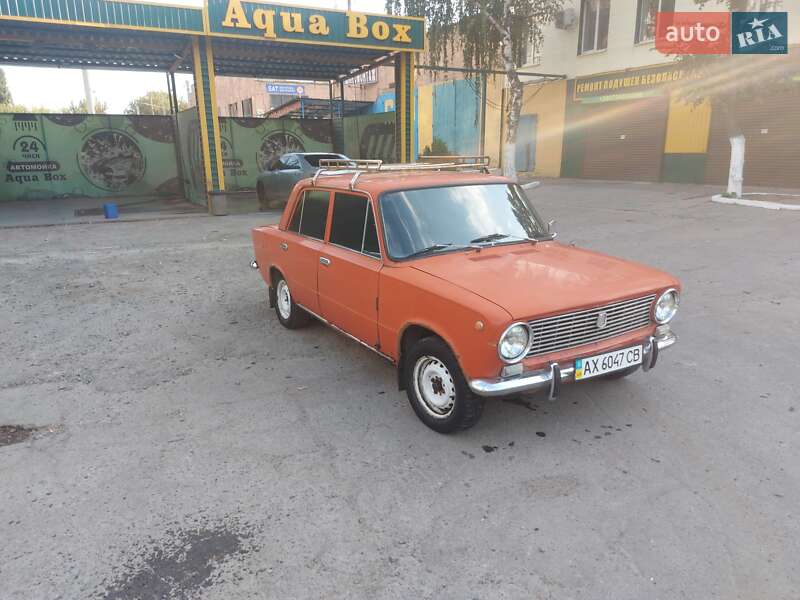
[{"left": 2, "top": 0, "right": 387, "bottom": 113}]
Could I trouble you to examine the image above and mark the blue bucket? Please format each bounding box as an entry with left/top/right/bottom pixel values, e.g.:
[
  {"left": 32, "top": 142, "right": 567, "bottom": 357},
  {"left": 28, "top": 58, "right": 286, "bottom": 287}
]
[{"left": 103, "top": 203, "right": 119, "bottom": 219}]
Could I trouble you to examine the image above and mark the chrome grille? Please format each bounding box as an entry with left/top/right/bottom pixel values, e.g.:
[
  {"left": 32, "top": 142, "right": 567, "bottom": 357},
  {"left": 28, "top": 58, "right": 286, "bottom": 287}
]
[{"left": 526, "top": 294, "right": 655, "bottom": 357}]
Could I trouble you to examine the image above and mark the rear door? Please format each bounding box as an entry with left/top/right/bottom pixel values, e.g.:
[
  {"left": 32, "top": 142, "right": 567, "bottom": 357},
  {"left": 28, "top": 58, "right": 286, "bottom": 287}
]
[
  {"left": 281, "top": 189, "right": 331, "bottom": 314},
  {"left": 317, "top": 192, "right": 381, "bottom": 347}
]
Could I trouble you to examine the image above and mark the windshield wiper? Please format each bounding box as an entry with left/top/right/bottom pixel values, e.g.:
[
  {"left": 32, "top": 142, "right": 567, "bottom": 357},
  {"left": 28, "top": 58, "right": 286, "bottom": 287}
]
[
  {"left": 470, "top": 232, "right": 540, "bottom": 245},
  {"left": 405, "top": 243, "right": 477, "bottom": 259},
  {"left": 470, "top": 233, "right": 511, "bottom": 244}
]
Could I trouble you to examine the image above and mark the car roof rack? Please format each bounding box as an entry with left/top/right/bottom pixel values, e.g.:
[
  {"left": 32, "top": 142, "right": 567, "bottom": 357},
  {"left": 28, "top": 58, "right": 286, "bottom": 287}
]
[{"left": 312, "top": 156, "right": 491, "bottom": 189}]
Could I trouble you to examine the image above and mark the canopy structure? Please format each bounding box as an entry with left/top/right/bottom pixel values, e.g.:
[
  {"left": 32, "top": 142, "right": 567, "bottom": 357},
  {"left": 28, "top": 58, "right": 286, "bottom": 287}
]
[
  {"left": 266, "top": 98, "right": 373, "bottom": 119},
  {"left": 0, "top": 0, "right": 425, "bottom": 207}
]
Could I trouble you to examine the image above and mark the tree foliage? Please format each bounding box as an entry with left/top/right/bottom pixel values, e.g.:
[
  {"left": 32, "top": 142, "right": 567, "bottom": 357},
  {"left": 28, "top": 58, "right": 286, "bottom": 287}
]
[
  {"left": 0, "top": 68, "right": 12, "bottom": 105},
  {"left": 386, "top": 0, "right": 559, "bottom": 73},
  {"left": 386, "top": 0, "right": 563, "bottom": 177},
  {"left": 63, "top": 99, "right": 108, "bottom": 114},
  {"left": 125, "top": 90, "right": 187, "bottom": 115}
]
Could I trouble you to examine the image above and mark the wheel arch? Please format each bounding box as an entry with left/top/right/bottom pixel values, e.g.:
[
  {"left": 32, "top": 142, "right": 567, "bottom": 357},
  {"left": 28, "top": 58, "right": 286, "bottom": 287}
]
[{"left": 396, "top": 322, "right": 461, "bottom": 391}]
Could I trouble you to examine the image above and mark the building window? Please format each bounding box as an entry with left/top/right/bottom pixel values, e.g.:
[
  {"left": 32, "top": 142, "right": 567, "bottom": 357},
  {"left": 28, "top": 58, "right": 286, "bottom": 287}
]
[
  {"left": 578, "top": 0, "right": 610, "bottom": 54},
  {"left": 228, "top": 103, "right": 238, "bottom": 117},
  {"left": 635, "top": 0, "right": 674, "bottom": 44},
  {"left": 241, "top": 98, "right": 253, "bottom": 117},
  {"left": 517, "top": 36, "right": 541, "bottom": 67}
]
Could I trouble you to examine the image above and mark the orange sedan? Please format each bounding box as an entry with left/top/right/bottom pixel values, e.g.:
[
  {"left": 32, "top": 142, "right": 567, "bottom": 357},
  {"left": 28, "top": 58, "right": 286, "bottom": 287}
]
[{"left": 251, "top": 166, "right": 681, "bottom": 433}]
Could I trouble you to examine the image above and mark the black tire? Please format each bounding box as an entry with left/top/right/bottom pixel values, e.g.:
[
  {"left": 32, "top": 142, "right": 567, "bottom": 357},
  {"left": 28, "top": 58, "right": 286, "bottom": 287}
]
[
  {"left": 257, "top": 182, "right": 268, "bottom": 211},
  {"left": 404, "top": 336, "right": 484, "bottom": 433},
  {"left": 273, "top": 274, "right": 310, "bottom": 329},
  {"left": 603, "top": 365, "right": 640, "bottom": 380}
]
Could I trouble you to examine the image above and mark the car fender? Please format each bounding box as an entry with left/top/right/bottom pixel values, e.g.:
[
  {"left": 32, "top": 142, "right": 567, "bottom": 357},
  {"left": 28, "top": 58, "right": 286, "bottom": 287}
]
[{"left": 379, "top": 266, "right": 513, "bottom": 382}]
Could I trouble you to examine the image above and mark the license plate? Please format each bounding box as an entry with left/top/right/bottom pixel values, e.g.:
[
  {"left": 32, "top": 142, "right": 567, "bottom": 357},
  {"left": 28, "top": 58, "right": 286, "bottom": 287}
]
[{"left": 575, "top": 345, "right": 642, "bottom": 380}]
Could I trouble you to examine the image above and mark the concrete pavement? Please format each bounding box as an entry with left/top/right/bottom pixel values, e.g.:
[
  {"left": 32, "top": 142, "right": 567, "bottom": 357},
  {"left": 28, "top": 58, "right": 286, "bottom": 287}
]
[{"left": 1, "top": 180, "right": 798, "bottom": 599}]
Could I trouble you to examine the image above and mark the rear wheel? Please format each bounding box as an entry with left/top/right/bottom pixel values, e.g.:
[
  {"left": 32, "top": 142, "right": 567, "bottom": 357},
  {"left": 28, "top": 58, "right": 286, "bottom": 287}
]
[
  {"left": 273, "top": 275, "right": 310, "bottom": 329},
  {"left": 405, "top": 337, "right": 484, "bottom": 433}
]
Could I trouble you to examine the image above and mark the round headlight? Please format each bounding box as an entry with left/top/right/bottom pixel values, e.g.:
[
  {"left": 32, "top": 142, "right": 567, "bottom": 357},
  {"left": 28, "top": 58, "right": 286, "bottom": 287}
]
[
  {"left": 654, "top": 289, "right": 680, "bottom": 324},
  {"left": 498, "top": 323, "right": 531, "bottom": 363}
]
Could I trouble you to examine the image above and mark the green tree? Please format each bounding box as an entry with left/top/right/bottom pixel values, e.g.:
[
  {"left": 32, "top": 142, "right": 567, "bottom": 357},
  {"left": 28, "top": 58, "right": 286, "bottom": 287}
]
[
  {"left": 0, "top": 68, "right": 12, "bottom": 105},
  {"left": 675, "top": 0, "right": 794, "bottom": 197},
  {"left": 63, "top": 99, "right": 108, "bottom": 114},
  {"left": 387, "top": 0, "right": 563, "bottom": 178},
  {"left": 124, "top": 90, "right": 187, "bottom": 115}
]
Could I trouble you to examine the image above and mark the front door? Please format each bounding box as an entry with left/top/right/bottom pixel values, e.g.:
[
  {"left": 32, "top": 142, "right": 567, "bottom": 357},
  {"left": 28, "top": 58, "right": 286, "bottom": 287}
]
[
  {"left": 317, "top": 192, "right": 382, "bottom": 347},
  {"left": 282, "top": 189, "right": 331, "bottom": 314}
]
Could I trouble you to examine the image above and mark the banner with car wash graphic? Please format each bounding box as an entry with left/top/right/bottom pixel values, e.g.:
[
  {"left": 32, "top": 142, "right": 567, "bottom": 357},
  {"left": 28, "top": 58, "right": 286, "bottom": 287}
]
[
  {"left": 216, "top": 117, "right": 334, "bottom": 191},
  {"left": 0, "top": 113, "right": 181, "bottom": 202}
]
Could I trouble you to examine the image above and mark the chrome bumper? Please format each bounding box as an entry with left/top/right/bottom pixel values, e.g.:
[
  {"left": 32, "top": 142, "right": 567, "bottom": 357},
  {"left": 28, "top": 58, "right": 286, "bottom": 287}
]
[{"left": 469, "top": 326, "right": 677, "bottom": 399}]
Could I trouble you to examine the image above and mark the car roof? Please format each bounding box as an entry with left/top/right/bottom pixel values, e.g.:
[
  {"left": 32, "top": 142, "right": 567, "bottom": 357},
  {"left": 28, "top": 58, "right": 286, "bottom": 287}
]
[{"left": 302, "top": 170, "right": 512, "bottom": 195}]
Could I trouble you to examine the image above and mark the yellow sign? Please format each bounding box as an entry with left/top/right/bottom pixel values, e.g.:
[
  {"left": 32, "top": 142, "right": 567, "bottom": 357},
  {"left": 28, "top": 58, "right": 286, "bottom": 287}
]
[{"left": 207, "top": 0, "right": 425, "bottom": 51}]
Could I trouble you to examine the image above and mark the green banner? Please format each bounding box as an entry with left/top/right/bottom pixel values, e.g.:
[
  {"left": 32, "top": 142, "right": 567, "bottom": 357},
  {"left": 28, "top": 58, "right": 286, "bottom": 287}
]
[
  {"left": 0, "top": 113, "right": 181, "bottom": 202},
  {"left": 207, "top": 0, "right": 424, "bottom": 52},
  {"left": 218, "top": 117, "right": 333, "bottom": 191},
  {"left": 343, "top": 112, "right": 396, "bottom": 162}
]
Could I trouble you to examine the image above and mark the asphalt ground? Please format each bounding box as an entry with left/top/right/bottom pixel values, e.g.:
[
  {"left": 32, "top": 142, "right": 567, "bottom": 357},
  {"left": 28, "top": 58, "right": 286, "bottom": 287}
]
[{"left": 1, "top": 179, "right": 798, "bottom": 599}]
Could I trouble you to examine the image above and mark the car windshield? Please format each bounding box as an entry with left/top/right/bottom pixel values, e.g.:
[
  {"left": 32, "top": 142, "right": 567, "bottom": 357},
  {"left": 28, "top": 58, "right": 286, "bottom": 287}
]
[
  {"left": 303, "top": 154, "right": 346, "bottom": 167},
  {"left": 379, "top": 183, "right": 549, "bottom": 260}
]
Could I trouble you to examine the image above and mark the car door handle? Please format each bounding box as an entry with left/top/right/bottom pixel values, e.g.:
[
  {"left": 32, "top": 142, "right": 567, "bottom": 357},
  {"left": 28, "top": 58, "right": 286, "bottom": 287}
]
[
  {"left": 319, "top": 256, "right": 331, "bottom": 266},
  {"left": 280, "top": 242, "right": 288, "bottom": 251}
]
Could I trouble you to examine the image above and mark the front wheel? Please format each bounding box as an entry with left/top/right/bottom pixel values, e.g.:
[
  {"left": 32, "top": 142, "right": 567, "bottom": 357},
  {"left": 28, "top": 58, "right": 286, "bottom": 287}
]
[
  {"left": 274, "top": 275, "right": 310, "bottom": 329},
  {"left": 405, "top": 337, "right": 484, "bottom": 433}
]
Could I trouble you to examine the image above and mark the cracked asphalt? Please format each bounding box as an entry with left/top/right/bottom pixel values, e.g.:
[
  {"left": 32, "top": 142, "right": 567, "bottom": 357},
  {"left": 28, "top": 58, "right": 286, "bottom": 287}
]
[{"left": 1, "top": 180, "right": 798, "bottom": 599}]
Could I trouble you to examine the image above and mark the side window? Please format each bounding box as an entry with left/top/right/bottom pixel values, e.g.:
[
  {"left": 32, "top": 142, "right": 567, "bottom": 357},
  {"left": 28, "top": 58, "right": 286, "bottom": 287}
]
[
  {"left": 363, "top": 208, "right": 380, "bottom": 257},
  {"left": 282, "top": 155, "right": 301, "bottom": 170},
  {"left": 298, "top": 190, "right": 329, "bottom": 240},
  {"left": 287, "top": 196, "right": 303, "bottom": 233},
  {"left": 330, "top": 193, "right": 369, "bottom": 252}
]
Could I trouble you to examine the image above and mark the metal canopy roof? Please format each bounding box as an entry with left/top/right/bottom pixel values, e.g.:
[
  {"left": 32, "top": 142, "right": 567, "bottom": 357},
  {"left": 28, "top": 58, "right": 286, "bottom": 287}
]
[
  {"left": 210, "top": 37, "right": 392, "bottom": 81},
  {"left": 0, "top": 19, "right": 395, "bottom": 80},
  {"left": 0, "top": 21, "right": 194, "bottom": 72},
  {"left": 0, "top": 0, "right": 410, "bottom": 81},
  {"left": 266, "top": 97, "right": 373, "bottom": 119}
]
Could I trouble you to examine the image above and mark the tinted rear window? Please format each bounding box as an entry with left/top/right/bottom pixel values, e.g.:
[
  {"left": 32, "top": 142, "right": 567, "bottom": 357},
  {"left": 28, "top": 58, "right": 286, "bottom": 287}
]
[
  {"left": 330, "top": 193, "right": 368, "bottom": 251},
  {"left": 298, "top": 191, "right": 329, "bottom": 240}
]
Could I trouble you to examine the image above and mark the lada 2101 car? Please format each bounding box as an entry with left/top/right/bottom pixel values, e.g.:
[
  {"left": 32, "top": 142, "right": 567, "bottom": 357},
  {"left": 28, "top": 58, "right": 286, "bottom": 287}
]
[{"left": 251, "top": 159, "right": 681, "bottom": 433}]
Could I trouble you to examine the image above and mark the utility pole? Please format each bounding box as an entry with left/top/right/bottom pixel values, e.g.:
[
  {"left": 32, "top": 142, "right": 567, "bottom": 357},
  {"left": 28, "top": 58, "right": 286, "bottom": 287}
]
[{"left": 82, "top": 69, "right": 94, "bottom": 114}]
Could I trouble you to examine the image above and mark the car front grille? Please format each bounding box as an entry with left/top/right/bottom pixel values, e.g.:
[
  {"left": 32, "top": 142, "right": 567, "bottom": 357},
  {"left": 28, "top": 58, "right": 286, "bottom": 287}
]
[{"left": 526, "top": 294, "right": 655, "bottom": 357}]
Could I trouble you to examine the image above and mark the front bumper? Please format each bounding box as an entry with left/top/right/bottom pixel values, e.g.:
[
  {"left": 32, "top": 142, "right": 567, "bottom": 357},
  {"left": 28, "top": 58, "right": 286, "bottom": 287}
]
[{"left": 468, "top": 326, "right": 677, "bottom": 399}]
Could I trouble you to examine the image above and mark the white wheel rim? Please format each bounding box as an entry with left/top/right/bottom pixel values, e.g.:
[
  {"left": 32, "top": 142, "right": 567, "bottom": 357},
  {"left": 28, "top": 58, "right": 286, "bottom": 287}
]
[
  {"left": 413, "top": 355, "right": 456, "bottom": 418},
  {"left": 277, "top": 279, "right": 292, "bottom": 319}
]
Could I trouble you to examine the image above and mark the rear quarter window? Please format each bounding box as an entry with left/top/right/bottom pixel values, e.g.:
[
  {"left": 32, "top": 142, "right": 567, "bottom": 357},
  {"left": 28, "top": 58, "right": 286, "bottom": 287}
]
[{"left": 298, "top": 190, "right": 330, "bottom": 240}]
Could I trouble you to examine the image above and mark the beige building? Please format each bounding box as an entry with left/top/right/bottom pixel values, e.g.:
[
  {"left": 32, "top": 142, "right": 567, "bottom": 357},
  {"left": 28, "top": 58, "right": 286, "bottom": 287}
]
[
  {"left": 214, "top": 67, "right": 396, "bottom": 117},
  {"left": 525, "top": 0, "right": 797, "bottom": 78},
  {"left": 513, "top": 0, "right": 800, "bottom": 187}
]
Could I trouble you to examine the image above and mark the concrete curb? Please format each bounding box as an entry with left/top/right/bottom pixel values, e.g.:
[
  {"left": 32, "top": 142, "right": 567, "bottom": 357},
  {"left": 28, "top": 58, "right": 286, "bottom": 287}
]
[{"left": 711, "top": 193, "right": 800, "bottom": 211}]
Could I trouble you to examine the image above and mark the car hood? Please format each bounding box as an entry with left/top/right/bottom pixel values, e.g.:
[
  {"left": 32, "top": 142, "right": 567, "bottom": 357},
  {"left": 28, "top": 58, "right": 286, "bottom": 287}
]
[{"left": 409, "top": 242, "right": 678, "bottom": 320}]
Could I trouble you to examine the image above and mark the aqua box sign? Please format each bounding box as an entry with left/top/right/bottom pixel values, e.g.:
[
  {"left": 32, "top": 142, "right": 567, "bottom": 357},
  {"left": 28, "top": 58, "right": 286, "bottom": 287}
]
[{"left": 206, "top": 0, "right": 425, "bottom": 52}]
